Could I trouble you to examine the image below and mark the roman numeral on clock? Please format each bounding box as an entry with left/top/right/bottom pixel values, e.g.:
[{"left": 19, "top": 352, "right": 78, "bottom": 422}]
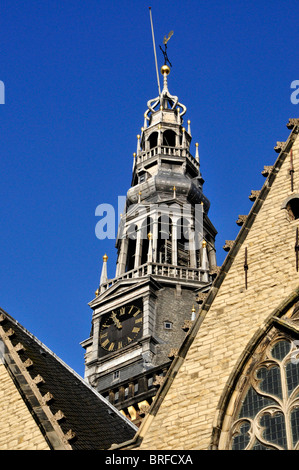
[
  {"left": 119, "top": 307, "right": 126, "bottom": 316},
  {"left": 132, "top": 327, "right": 140, "bottom": 333}
]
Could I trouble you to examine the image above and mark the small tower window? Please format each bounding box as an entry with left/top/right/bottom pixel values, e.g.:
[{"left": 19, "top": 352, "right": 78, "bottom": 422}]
[
  {"left": 282, "top": 195, "right": 299, "bottom": 221},
  {"left": 139, "top": 172, "right": 146, "bottom": 183},
  {"left": 113, "top": 370, "right": 120, "bottom": 380},
  {"left": 148, "top": 132, "right": 158, "bottom": 149},
  {"left": 163, "top": 130, "right": 176, "bottom": 147},
  {"left": 164, "top": 321, "right": 173, "bottom": 330},
  {"left": 287, "top": 199, "right": 299, "bottom": 220}
]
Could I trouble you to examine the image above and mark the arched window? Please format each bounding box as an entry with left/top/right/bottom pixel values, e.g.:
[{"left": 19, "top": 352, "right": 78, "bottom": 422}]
[
  {"left": 126, "top": 223, "right": 138, "bottom": 271},
  {"left": 163, "top": 130, "right": 176, "bottom": 147},
  {"left": 218, "top": 302, "right": 299, "bottom": 450},
  {"left": 148, "top": 132, "right": 158, "bottom": 149},
  {"left": 287, "top": 199, "right": 299, "bottom": 220},
  {"left": 282, "top": 195, "right": 299, "bottom": 220}
]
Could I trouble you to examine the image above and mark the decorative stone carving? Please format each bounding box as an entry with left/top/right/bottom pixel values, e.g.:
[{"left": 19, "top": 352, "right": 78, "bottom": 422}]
[
  {"left": 236, "top": 215, "right": 248, "bottom": 226},
  {"left": 168, "top": 348, "right": 179, "bottom": 359},
  {"left": 196, "top": 292, "right": 208, "bottom": 304},
  {"left": 209, "top": 266, "right": 221, "bottom": 277},
  {"left": 153, "top": 376, "right": 165, "bottom": 386},
  {"left": 182, "top": 320, "right": 193, "bottom": 332},
  {"left": 54, "top": 410, "right": 66, "bottom": 422},
  {"left": 223, "top": 240, "right": 234, "bottom": 252},
  {"left": 42, "top": 392, "right": 54, "bottom": 403},
  {"left": 33, "top": 374, "right": 45, "bottom": 386},
  {"left": 138, "top": 402, "right": 150, "bottom": 417},
  {"left": 15, "top": 343, "right": 25, "bottom": 352},
  {"left": 261, "top": 166, "right": 273, "bottom": 177},
  {"left": 23, "top": 358, "right": 33, "bottom": 368},
  {"left": 274, "top": 141, "right": 285, "bottom": 153},
  {"left": 286, "top": 118, "right": 299, "bottom": 129},
  {"left": 6, "top": 328, "right": 15, "bottom": 337},
  {"left": 249, "top": 190, "right": 261, "bottom": 201},
  {"left": 64, "top": 429, "right": 76, "bottom": 442}
]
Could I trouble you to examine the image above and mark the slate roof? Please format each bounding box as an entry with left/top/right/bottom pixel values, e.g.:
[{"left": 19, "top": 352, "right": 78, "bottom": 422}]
[{"left": 0, "top": 307, "right": 137, "bottom": 450}]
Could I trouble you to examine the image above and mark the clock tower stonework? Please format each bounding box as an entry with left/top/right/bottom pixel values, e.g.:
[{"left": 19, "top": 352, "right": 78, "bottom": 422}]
[{"left": 81, "top": 65, "right": 218, "bottom": 426}]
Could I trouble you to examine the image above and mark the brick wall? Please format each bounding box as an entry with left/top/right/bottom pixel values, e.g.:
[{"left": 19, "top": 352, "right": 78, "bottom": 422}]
[
  {"left": 137, "top": 131, "right": 299, "bottom": 449},
  {"left": 154, "top": 285, "right": 197, "bottom": 365},
  {"left": 0, "top": 364, "right": 50, "bottom": 450}
]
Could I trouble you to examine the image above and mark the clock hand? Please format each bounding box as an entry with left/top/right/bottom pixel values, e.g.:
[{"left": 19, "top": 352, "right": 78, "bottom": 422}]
[{"left": 111, "top": 312, "right": 122, "bottom": 329}]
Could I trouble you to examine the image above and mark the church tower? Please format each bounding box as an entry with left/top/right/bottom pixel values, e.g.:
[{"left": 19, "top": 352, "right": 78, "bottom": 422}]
[{"left": 81, "top": 63, "right": 218, "bottom": 425}]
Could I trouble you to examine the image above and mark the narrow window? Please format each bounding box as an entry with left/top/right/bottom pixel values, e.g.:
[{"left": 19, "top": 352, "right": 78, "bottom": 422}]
[
  {"left": 286, "top": 198, "right": 299, "bottom": 220},
  {"left": 113, "top": 370, "right": 120, "bottom": 380}
]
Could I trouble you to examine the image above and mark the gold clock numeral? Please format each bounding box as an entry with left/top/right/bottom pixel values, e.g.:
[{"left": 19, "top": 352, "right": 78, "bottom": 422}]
[
  {"left": 101, "top": 338, "right": 109, "bottom": 348},
  {"left": 127, "top": 337, "right": 132, "bottom": 343},
  {"left": 128, "top": 305, "right": 134, "bottom": 314},
  {"left": 135, "top": 317, "right": 142, "bottom": 323},
  {"left": 119, "top": 307, "right": 126, "bottom": 316},
  {"left": 132, "top": 327, "right": 140, "bottom": 334},
  {"left": 118, "top": 341, "right": 123, "bottom": 349},
  {"left": 133, "top": 309, "right": 141, "bottom": 317},
  {"left": 108, "top": 342, "right": 115, "bottom": 351},
  {"left": 101, "top": 331, "right": 108, "bottom": 338}
]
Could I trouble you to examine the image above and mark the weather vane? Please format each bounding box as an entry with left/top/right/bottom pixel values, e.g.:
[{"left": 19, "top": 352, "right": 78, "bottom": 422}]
[{"left": 159, "top": 30, "right": 174, "bottom": 68}]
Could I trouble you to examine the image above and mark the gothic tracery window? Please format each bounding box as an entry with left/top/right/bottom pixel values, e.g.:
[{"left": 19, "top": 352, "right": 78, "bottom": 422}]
[{"left": 229, "top": 332, "right": 299, "bottom": 450}]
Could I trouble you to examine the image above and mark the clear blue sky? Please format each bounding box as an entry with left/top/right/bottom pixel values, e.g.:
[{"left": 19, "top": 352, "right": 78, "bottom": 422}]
[{"left": 0, "top": 1, "right": 298, "bottom": 376}]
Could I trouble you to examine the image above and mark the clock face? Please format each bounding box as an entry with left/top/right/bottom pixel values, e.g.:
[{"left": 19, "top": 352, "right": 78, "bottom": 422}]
[{"left": 99, "top": 304, "right": 143, "bottom": 353}]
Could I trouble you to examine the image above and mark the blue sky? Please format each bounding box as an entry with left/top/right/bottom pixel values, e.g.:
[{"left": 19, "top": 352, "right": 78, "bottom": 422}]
[{"left": 0, "top": 1, "right": 298, "bottom": 376}]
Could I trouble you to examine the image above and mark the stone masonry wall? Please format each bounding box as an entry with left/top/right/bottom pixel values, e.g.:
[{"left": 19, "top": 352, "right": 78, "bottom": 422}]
[
  {"left": 0, "top": 364, "right": 50, "bottom": 450},
  {"left": 137, "top": 131, "right": 299, "bottom": 449},
  {"left": 154, "top": 285, "right": 197, "bottom": 366}
]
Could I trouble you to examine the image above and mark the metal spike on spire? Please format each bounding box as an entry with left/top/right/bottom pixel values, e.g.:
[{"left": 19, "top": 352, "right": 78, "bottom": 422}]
[{"left": 149, "top": 7, "right": 161, "bottom": 95}]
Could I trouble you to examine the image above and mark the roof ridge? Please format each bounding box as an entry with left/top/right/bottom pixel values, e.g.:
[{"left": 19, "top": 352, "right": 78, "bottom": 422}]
[{"left": 0, "top": 307, "right": 137, "bottom": 434}]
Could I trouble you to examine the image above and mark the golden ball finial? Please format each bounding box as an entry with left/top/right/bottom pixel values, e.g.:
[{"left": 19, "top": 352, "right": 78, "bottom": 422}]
[
  {"left": 161, "top": 64, "right": 170, "bottom": 75},
  {"left": 103, "top": 254, "right": 108, "bottom": 262},
  {"left": 148, "top": 232, "right": 152, "bottom": 240},
  {"left": 95, "top": 289, "right": 99, "bottom": 296},
  {"left": 137, "top": 134, "right": 140, "bottom": 139},
  {"left": 195, "top": 142, "right": 199, "bottom": 147},
  {"left": 202, "top": 240, "right": 207, "bottom": 248},
  {"left": 191, "top": 305, "right": 196, "bottom": 313}
]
